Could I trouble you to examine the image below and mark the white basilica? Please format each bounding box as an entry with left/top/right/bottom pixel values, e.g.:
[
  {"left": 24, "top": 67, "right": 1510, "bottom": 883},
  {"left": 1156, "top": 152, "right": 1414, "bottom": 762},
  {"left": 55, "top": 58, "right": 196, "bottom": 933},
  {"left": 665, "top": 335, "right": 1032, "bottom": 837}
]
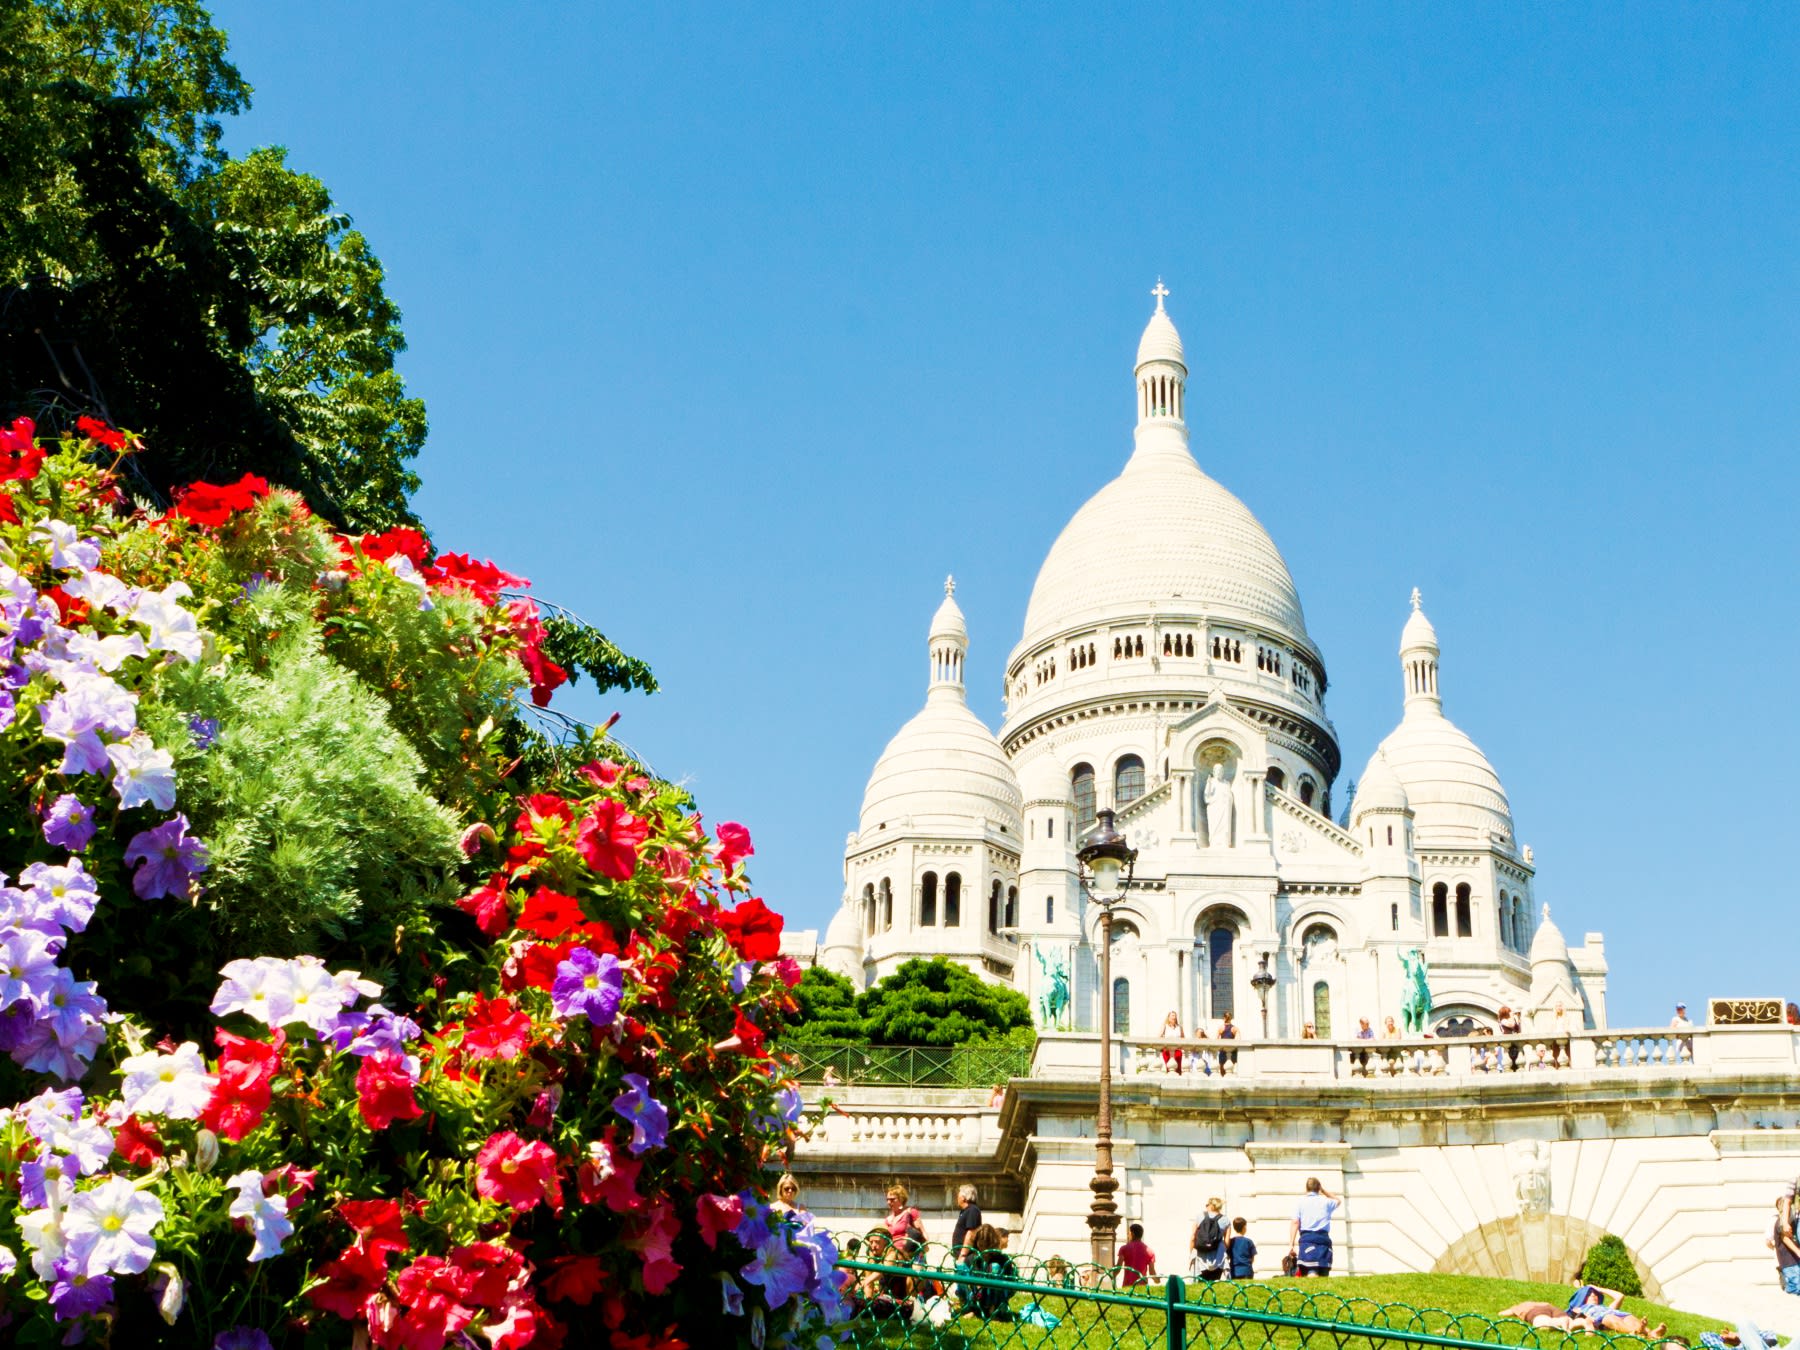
[{"left": 817, "top": 292, "right": 1608, "bottom": 1040}]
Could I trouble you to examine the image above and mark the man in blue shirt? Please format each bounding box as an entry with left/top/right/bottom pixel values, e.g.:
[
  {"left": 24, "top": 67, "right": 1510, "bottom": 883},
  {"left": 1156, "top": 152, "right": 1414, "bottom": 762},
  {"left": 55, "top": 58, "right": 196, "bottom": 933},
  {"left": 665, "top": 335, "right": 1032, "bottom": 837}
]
[{"left": 1288, "top": 1177, "right": 1342, "bottom": 1277}]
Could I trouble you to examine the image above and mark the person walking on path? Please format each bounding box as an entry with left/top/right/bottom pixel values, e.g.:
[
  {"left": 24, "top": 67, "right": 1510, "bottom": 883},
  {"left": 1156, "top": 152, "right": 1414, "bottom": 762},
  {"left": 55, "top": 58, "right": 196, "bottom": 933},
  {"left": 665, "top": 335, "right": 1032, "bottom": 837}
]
[
  {"left": 949, "top": 1183, "right": 983, "bottom": 1306},
  {"left": 1289, "top": 1177, "right": 1342, "bottom": 1277},
  {"left": 1192, "top": 1196, "right": 1227, "bottom": 1281},
  {"left": 1227, "top": 1217, "right": 1257, "bottom": 1279}
]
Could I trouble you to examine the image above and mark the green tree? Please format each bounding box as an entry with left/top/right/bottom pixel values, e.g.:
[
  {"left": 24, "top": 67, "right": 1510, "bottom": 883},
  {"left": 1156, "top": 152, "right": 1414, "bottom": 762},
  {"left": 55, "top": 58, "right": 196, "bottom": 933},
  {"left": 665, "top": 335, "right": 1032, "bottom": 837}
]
[
  {"left": 0, "top": 0, "right": 425, "bottom": 529},
  {"left": 856, "top": 957, "right": 1034, "bottom": 1047},
  {"left": 1578, "top": 1233, "right": 1644, "bottom": 1296},
  {"left": 786, "top": 966, "right": 866, "bottom": 1042}
]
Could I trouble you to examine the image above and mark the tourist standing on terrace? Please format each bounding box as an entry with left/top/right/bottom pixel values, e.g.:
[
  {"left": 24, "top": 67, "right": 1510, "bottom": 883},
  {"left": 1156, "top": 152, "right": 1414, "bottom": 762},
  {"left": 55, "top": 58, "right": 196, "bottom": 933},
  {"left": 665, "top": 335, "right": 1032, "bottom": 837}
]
[
  {"left": 1671, "top": 1002, "right": 1695, "bottom": 1061},
  {"left": 1160, "top": 1010, "right": 1184, "bottom": 1073},
  {"left": 1289, "top": 1177, "right": 1342, "bottom": 1277}
]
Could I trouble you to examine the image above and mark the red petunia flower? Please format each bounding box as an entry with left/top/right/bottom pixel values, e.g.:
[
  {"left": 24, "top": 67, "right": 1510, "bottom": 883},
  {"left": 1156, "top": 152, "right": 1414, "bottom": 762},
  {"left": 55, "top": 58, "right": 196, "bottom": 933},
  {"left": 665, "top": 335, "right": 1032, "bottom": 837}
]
[
  {"left": 695, "top": 1192, "right": 743, "bottom": 1249},
  {"left": 514, "top": 793, "right": 573, "bottom": 840},
  {"left": 484, "top": 1292, "right": 558, "bottom": 1350},
  {"left": 202, "top": 1027, "right": 284, "bottom": 1141},
  {"left": 517, "top": 888, "right": 589, "bottom": 940},
  {"left": 576, "top": 799, "right": 649, "bottom": 882},
  {"left": 338, "top": 1198, "right": 409, "bottom": 1257},
  {"left": 715, "top": 895, "right": 784, "bottom": 962},
  {"left": 577, "top": 1136, "right": 643, "bottom": 1213},
  {"left": 446, "top": 1241, "right": 524, "bottom": 1309},
  {"left": 391, "top": 1255, "right": 477, "bottom": 1350},
  {"left": 355, "top": 1051, "right": 424, "bottom": 1130},
  {"left": 172, "top": 472, "right": 269, "bottom": 527},
  {"left": 40, "top": 585, "right": 89, "bottom": 625},
  {"left": 114, "top": 1114, "right": 164, "bottom": 1167},
  {"left": 474, "top": 1130, "right": 563, "bottom": 1213},
  {"left": 0, "top": 416, "right": 44, "bottom": 483},
  {"left": 310, "top": 1240, "right": 390, "bottom": 1320},
  {"left": 74, "top": 415, "right": 128, "bottom": 451},
  {"left": 422, "top": 552, "right": 525, "bottom": 605},
  {"left": 456, "top": 874, "right": 513, "bottom": 938},
  {"left": 714, "top": 822, "right": 753, "bottom": 873},
  {"left": 625, "top": 1201, "right": 682, "bottom": 1295},
  {"left": 540, "top": 1255, "right": 606, "bottom": 1306},
  {"left": 458, "top": 992, "right": 534, "bottom": 1060},
  {"left": 721, "top": 1008, "right": 768, "bottom": 1059},
  {"left": 360, "top": 526, "right": 433, "bottom": 566}
]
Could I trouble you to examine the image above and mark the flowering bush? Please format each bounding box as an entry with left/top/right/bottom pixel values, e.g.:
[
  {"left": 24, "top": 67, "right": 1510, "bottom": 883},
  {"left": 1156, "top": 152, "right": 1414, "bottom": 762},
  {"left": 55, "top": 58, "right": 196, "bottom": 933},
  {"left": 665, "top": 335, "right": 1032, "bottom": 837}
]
[{"left": 0, "top": 423, "right": 844, "bottom": 1347}]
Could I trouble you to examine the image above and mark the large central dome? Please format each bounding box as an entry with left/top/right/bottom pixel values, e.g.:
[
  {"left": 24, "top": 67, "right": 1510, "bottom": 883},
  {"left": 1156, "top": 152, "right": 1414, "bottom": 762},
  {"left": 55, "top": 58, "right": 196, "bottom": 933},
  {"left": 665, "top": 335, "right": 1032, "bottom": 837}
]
[
  {"left": 1019, "top": 450, "right": 1313, "bottom": 652},
  {"left": 1016, "top": 295, "right": 1316, "bottom": 659}
]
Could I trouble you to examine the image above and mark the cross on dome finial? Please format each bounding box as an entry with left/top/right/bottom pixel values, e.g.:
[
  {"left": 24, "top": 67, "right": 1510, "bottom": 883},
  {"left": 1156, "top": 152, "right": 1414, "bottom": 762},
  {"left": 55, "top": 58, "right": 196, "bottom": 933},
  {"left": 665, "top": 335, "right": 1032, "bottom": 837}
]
[
  {"left": 944, "top": 574, "right": 955, "bottom": 597},
  {"left": 1151, "top": 278, "right": 1170, "bottom": 311},
  {"left": 1410, "top": 586, "right": 1422, "bottom": 611}
]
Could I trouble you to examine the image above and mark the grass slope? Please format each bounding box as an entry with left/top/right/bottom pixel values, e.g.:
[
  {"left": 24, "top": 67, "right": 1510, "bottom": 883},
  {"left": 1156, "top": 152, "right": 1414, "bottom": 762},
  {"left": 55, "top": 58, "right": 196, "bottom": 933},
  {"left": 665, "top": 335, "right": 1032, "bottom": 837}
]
[{"left": 845, "top": 1273, "right": 1723, "bottom": 1350}]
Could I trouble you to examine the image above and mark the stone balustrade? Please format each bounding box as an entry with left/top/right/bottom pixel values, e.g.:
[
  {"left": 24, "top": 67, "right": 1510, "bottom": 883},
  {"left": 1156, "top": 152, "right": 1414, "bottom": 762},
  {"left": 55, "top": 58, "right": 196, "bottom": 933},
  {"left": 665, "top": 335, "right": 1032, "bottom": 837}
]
[{"left": 1029, "top": 1023, "right": 1800, "bottom": 1082}]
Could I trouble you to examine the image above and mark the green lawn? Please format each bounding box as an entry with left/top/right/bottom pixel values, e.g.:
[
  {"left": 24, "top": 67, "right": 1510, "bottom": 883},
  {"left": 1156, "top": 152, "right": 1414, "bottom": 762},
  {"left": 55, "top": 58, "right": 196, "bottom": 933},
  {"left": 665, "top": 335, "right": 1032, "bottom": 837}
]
[{"left": 842, "top": 1273, "right": 1726, "bottom": 1350}]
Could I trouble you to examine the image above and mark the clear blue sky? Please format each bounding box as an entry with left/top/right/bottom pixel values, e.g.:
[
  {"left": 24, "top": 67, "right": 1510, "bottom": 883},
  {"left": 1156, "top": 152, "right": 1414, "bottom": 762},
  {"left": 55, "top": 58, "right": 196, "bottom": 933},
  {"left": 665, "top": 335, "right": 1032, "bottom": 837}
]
[{"left": 214, "top": 4, "right": 1798, "bottom": 1028}]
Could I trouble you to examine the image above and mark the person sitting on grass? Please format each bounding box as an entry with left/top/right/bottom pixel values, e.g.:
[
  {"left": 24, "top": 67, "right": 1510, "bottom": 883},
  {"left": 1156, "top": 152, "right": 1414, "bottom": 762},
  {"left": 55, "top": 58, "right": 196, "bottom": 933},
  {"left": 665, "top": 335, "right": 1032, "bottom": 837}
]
[
  {"left": 962, "top": 1223, "right": 1017, "bottom": 1321},
  {"left": 855, "top": 1230, "right": 914, "bottom": 1318},
  {"left": 1529, "top": 1284, "right": 1664, "bottom": 1338}
]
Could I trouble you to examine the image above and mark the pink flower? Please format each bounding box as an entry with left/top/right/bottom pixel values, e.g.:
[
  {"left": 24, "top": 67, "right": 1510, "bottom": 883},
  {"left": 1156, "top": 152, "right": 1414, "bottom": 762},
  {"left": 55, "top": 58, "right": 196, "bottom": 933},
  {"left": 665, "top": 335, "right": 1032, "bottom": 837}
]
[
  {"left": 695, "top": 1193, "right": 744, "bottom": 1249},
  {"left": 626, "top": 1202, "right": 682, "bottom": 1294},
  {"left": 576, "top": 800, "right": 649, "bottom": 881},
  {"left": 474, "top": 1131, "right": 562, "bottom": 1213},
  {"left": 715, "top": 822, "right": 753, "bottom": 873}
]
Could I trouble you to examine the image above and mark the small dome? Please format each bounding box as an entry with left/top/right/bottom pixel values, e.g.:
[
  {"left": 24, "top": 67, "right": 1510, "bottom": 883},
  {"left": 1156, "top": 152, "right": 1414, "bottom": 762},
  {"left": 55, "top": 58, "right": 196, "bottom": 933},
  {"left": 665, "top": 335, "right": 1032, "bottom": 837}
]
[
  {"left": 1368, "top": 710, "right": 1514, "bottom": 846},
  {"left": 857, "top": 698, "right": 1022, "bottom": 835},
  {"left": 1136, "top": 305, "right": 1185, "bottom": 370},
  {"left": 930, "top": 576, "right": 967, "bottom": 642},
  {"left": 1528, "top": 903, "right": 1569, "bottom": 966},
  {"left": 1351, "top": 751, "right": 1409, "bottom": 819},
  {"left": 1400, "top": 588, "right": 1439, "bottom": 654},
  {"left": 823, "top": 901, "right": 862, "bottom": 954}
]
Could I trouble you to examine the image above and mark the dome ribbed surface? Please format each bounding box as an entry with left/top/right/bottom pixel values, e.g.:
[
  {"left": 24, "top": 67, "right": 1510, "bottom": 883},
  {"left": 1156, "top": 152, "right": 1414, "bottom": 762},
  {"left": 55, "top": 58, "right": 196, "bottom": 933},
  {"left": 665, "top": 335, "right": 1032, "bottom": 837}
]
[
  {"left": 1136, "top": 308, "right": 1185, "bottom": 368},
  {"left": 822, "top": 901, "right": 862, "bottom": 952},
  {"left": 1401, "top": 606, "right": 1440, "bottom": 653},
  {"left": 1019, "top": 449, "right": 1313, "bottom": 651},
  {"left": 930, "top": 591, "right": 967, "bottom": 642},
  {"left": 1366, "top": 709, "right": 1513, "bottom": 843},
  {"left": 858, "top": 698, "right": 1022, "bottom": 835},
  {"left": 1351, "top": 751, "right": 1409, "bottom": 819},
  {"left": 1528, "top": 906, "right": 1569, "bottom": 965}
]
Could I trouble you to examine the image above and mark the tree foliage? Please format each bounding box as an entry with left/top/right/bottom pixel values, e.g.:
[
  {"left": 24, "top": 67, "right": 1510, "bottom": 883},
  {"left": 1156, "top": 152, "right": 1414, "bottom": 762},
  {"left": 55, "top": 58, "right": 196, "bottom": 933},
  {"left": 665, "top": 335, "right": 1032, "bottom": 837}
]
[
  {"left": 798, "top": 957, "right": 1036, "bottom": 1048},
  {"left": 0, "top": 0, "right": 425, "bottom": 529},
  {"left": 1578, "top": 1233, "right": 1644, "bottom": 1296},
  {"left": 787, "top": 966, "right": 865, "bottom": 1041}
]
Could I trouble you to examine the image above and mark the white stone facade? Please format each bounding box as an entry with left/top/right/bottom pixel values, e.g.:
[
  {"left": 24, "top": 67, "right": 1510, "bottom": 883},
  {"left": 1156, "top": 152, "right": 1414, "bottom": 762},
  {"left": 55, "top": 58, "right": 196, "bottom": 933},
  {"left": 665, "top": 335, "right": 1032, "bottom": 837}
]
[{"left": 818, "top": 291, "right": 1607, "bottom": 1040}]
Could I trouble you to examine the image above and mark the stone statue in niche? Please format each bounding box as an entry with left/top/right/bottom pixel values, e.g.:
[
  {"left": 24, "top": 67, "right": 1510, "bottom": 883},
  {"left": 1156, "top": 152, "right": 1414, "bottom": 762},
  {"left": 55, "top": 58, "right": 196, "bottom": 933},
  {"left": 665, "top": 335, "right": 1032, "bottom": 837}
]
[
  {"left": 1204, "top": 763, "right": 1234, "bottom": 848},
  {"left": 1507, "top": 1139, "right": 1552, "bottom": 1215},
  {"left": 1035, "top": 946, "right": 1071, "bottom": 1030}
]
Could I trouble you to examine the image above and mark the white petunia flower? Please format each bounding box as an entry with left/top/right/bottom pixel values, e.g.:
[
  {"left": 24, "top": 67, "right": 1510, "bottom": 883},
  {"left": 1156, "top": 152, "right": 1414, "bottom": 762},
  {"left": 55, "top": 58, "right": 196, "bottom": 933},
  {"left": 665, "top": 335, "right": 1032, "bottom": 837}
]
[
  {"left": 119, "top": 1042, "right": 217, "bottom": 1120},
  {"left": 131, "top": 582, "right": 203, "bottom": 663},
  {"left": 63, "top": 1176, "right": 165, "bottom": 1276},
  {"left": 226, "top": 1170, "right": 293, "bottom": 1262}
]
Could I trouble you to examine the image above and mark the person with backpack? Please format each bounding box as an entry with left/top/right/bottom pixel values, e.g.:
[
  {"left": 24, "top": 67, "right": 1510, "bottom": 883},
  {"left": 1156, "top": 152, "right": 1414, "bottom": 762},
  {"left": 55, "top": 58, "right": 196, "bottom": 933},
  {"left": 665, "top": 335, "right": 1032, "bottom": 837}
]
[{"left": 1191, "top": 1196, "right": 1227, "bottom": 1281}]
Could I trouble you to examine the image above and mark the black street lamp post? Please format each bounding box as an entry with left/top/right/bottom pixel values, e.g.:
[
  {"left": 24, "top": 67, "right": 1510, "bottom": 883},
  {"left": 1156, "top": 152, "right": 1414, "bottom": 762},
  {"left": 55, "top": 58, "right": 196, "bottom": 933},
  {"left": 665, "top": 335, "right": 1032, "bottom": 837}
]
[
  {"left": 1251, "top": 950, "right": 1276, "bottom": 1037},
  {"left": 1075, "top": 808, "right": 1137, "bottom": 1274}
]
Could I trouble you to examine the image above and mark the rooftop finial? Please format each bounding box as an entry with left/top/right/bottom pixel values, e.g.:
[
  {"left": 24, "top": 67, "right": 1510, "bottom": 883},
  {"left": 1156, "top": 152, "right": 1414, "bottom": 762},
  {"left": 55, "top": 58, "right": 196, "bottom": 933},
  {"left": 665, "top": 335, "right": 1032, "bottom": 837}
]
[
  {"left": 1151, "top": 278, "right": 1170, "bottom": 312},
  {"left": 1541, "top": 901, "right": 1551, "bottom": 923},
  {"left": 944, "top": 574, "right": 956, "bottom": 597},
  {"left": 1410, "top": 586, "right": 1422, "bottom": 611}
]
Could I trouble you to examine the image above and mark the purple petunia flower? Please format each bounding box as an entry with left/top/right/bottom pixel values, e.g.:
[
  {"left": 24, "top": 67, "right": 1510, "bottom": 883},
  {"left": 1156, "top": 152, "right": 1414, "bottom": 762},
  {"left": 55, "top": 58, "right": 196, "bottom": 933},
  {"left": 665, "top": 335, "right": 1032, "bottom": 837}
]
[
  {"left": 20, "top": 1150, "right": 82, "bottom": 1209},
  {"left": 215, "top": 1330, "right": 274, "bottom": 1350},
  {"left": 106, "top": 734, "right": 176, "bottom": 810},
  {"left": 49, "top": 1261, "right": 114, "bottom": 1320},
  {"left": 42, "top": 794, "right": 97, "bottom": 852},
  {"left": 19, "top": 859, "right": 100, "bottom": 935},
  {"left": 188, "top": 715, "right": 220, "bottom": 749},
  {"left": 0, "top": 927, "right": 60, "bottom": 1010},
  {"left": 123, "top": 815, "right": 208, "bottom": 900},
  {"left": 551, "top": 948, "right": 624, "bottom": 1029},
  {"left": 59, "top": 728, "right": 111, "bottom": 777},
  {"left": 611, "top": 1072, "right": 670, "bottom": 1155},
  {"left": 739, "top": 1227, "right": 814, "bottom": 1312}
]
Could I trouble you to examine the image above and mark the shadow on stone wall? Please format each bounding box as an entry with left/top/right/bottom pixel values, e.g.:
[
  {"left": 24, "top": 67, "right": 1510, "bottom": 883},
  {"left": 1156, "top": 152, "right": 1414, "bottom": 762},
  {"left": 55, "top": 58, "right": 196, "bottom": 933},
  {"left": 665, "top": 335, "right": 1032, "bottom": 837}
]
[{"left": 1432, "top": 1214, "right": 1662, "bottom": 1301}]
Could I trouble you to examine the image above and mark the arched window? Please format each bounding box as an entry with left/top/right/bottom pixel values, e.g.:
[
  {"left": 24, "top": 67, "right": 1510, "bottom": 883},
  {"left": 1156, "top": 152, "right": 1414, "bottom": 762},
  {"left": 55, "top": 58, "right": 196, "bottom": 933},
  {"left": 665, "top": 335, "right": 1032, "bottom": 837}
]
[
  {"left": 1455, "top": 883, "right": 1473, "bottom": 937},
  {"left": 1006, "top": 886, "right": 1017, "bottom": 929},
  {"left": 1112, "top": 977, "right": 1131, "bottom": 1035},
  {"left": 1045, "top": 894, "right": 1055, "bottom": 925},
  {"left": 919, "top": 872, "right": 937, "bottom": 927},
  {"left": 1266, "top": 767, "right": 1286, "bottom": 790},
  {"left": 1497, "top": 890, "right": 1511, "bottom": 950},
  {"left": 1431, "top": 882, "right": 1449, "bottom": 937},
  {"left": 1299, "top": 780, "right": 1316, "bottom": 808},
  {"left": 944, "top": 873, "right": 961, "bottom": 927},
  {"left": 881, "top": 878, "right": 893, "bottom": 931},
  {"left": 862, "top": 883, "right": 875, "bottom": 937},
  {"left": 989, "top": 880, "right": 1002, "bottom": 934},
  {"left": 1208, "top": 927, "right": 1235, "bottom": 1019},
  {"left": 1114, "top": 755, "right": 1144, "bottom": 805},
  {"left": 1514, "top": 897, "right": 1528, "bottom": 948},
  {"left": 1071, "top": 764, "right": 1096, "bottom": 833},
  {"left": 1312, "top": 981, "right": 1332, "bottom": 1038},
  {"left": 1390, "top": 902, "right": 1399, "bottom": 932}
]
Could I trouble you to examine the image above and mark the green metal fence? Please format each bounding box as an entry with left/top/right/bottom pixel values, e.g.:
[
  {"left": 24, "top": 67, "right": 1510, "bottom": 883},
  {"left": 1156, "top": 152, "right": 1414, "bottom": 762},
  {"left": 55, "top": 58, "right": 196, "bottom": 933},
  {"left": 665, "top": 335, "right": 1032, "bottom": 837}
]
[
  {"left": 790, "top": 1043, "right": 1032, "bottom": 1088},
  {"left": 831, "top": 1240, "right": 1677, "bottom": 1350}
]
